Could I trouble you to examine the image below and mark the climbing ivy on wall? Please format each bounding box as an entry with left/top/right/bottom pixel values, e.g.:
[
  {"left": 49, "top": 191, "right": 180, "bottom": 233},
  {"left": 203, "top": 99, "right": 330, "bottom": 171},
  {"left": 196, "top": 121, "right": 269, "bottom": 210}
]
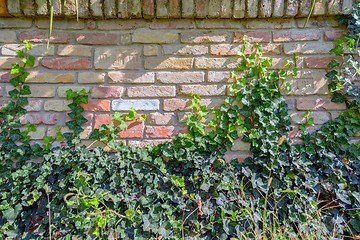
[{"left": 0, "top": 2, "right": 359, "bottom": 239}]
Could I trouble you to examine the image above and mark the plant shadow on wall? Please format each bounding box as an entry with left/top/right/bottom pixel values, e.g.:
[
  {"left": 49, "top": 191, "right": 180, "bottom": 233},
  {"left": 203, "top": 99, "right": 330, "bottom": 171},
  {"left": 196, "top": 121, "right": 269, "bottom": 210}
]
[{"left": 0, "top": 6, "right": 360, "bottom": 240}]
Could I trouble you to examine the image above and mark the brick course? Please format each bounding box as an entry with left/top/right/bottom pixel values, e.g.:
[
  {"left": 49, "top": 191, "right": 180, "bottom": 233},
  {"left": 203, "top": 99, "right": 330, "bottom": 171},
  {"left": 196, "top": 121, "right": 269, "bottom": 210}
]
[{"left": 0, "top": 7, "right": 358, "bottom": 149}]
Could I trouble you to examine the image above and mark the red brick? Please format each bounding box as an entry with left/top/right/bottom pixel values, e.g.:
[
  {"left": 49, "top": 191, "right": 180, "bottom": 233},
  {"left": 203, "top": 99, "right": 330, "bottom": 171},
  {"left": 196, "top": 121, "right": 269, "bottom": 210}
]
[
  {"left": 145, "top": 126, "right": 175, "bottom": 138},
  {"left": 233, "top": 31, "right": 271, "bottom": 43},
  {"left": 324, "top": 29, "right": 345, "bottom": 41},
  {"left": 24, "top": 100, "right": 43, "bottom": 111},
  {"left": 42, "top": 57, "right": 91, "bottom": 70},
  {"left": 75, "top": 33, "right": 120, "bottom": 45},
  {"left": 20, "top": 113, "right": 59, "bottom": 124},
  {"left": 163, "top": 99, "right": 189, "bottom": 111},
  {"left": 94, "top": 114, "right": 144, "bottom": 138},
  {"left": 91, "top": 86, "right": 124, "bottom": 98},
  {"left": 19, "top": 31, "right": 70, "bottom": 43},
  {"left": 304, "top": 57, "right": 333, "bottom": 69},
  {"left": 143, "top": 0, "right": 155, "bottom": 18},
  {"left": 81, "top": 100, "right": 110, "bottom": 112},
  {"left": 296, "top": 98, "right": 347, "bottom": 111},
  {"left": 273, "top": 30, "right": 321, "bottom": 42},
  {"left": 0, "top": 71, "right": 11, "bottom": 83}
]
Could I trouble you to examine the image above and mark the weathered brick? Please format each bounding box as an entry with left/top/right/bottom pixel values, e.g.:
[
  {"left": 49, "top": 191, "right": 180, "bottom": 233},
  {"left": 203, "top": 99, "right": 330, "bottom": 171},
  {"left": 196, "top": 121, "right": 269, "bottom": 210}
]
[
  {"left": 156, "top": 0, "right": 169, "bottom": 18},
  {"left": 194, "top": 57, "right": 237, "bottom": 69},
  {"left": 163, "top": 98, "right": 188, "bottom": 111},
  {"left": 112, "top": 99, "right": 159, "bottom": 111},
  {"left": 221, "top": 0, "right": 233, "bottom": 18},
  {"left": 324, "top": 29, "right": 345, "bottom": 41},
  {"left": 181, "top": 32, "right": 228, "bottom": 43},
  {"left": 1, "top": 44, "right": 55, "bottom": 56},
  {"left": 0, "top": 71, "right": 11, "bottom": 82},
  {"left": 182, "top": 0, "right": 194, "bottom": 18},
  {"left": 97, "top": 20, "right": 148, "bottom": 30},
  {"left": 143, "top": 0, "right": 155, "bottom": 18},
  {"left": 312, "top": 0, "right": 326, "bottom": 15},
  {"left": 58, "top": 45, "right": 92, "bottom": 57},
  {"left": 284, "top": 42, "right": 334, "bottom": 55},
  {"left": 76, "top": 33, "right": 120, "bottom": 45},
  {"left": 24, "top": 100, "right": 43, "bottom": 112},
  {"left": 28, "top": 127, "right": 46, "bottom": 140},
  {"left": 270, "top": 57, "right": 294, "bottom": 70},
  {"left": 81, "top": 100, "right": 111, "bottom": 112},
  {"left": 163, "top": 45, "right": 208, "bottom": 55},
  {"left": 0, "top": 57, "right": 38, "bottom": 69},
  {"left": 246, "top": 0, "right": 258, "bottom": 18},
  {"left": 5, "top": 0, "right": 21, "bottom": 16},
  {"left": 210, "top": 43, "right": 281, "bottom": 56},
  {"left": 284, "top": 97, "right": 296, "bottom": 110},
  {"left": 195, "top": 19, "right": 244, "bottom": 29},
  {"left": 145, "top": 126, "right": 175, "bottom": 138},
  {"left": 234, "top": 31, "right": 271, "bottom": 42},
  {"left": 195, "top": 0, "right": 207, "bottom": 18},
  {"left": 90, "top": 0, "right": 103, "bottom": 17},
  {"left": 0, "top": 30, "right": 17, "bottom": 42},
  {"left": 133, "top": 32, "right": 179, "bottom": 43},
  {"left": 44, "top": 100, "right": 70, "bottom": 112},
  {"left": 273, "top": 30, "right": 321, "bottom": 42},
  {"left": 143, "top": 45, "right": 160, "bottom": 56},
  {"left": 207, "top": 0, "right": 221, "bottom": 18},
  {"left": 6, "top": 86, "right": 55, "bottom": 98},
  {"left": 285, "top": 0, "right": 298, "bottom": 17},
  {"left": 103, "top": 0, "right": 116, "bottom": 17},
  {"left": 20, "top": 113, "right": 59, "bottom": 125},
  {"left": 286, "top": 78, "right": 329, "bottom": 95},
  {"left": 19, "top": 31, "right": 70, "bottom": 43},
  {"left": 156, "top": 71, "right": 204, "bottom": 83},
  {"left": 304, "top": 56, "right": 332, "bottom": 69},
  {"left": 108, "top": 72, "right": 155, "bottom": 83},
  {"left": 128, "top": 86, "right": 176, "bottom": 98},
  {"left": 223, "top": 151, "right": 251, "bottom": 163},
  {"left": 94, "top": 47, "right": 142, "bottom": 70},
  {"left": 118, "top": 0, "right": 129, "bottom": 18},
  {"left": 0, "top": 19, "right": 32, "bottom": 28},
  {"left": 148, "top": 112, "right": 176, "bottom": 125},
  {"left": 231, "top": 138, "right": 251, "bottom": 151},
  {"left": 246, "top": 19, "right": 295, "bottom": 29},
  {"left": 42, "top": 57, "right": 91, "bottom": 70},
  {"left": 290, "top": 111, "right": 331, "bottom": 125},
  {"left": 26, "top": 72, "right": 75, "bottom": 83},
  {"left": 150, "top": 19, "right": 194, "bottom": 29},
  {"left": 78, "top": 72, "right": 106, "bottom": 83},
  {"left": 58, "top": 86, "right": 90, "bottom": 98},
  {"left": 259, "top": 0, "right": 272, "bottom": 18},
  {"left": 179, "top": 84, "right": 226, "bottom": 96},
  {"left": 296, "top": 98, "right": 347, "bottom": 110},
  {"left": 298, "top": 0, "right": 311, "bottom": 17},
  {"left": 36, "top": 18, "right": 84, "bottom": 29},
  {"left": 296, "top": 17, "right": 339, "bottom": 28},
  {"left": 208, "top": 71, "right": 231, "bottom": 82},
  {"left": 91, "top": 86, "right": 124, "bottom": 98},
  {"left": 144, "top": 58, "right": 193, "bottom": 70}
]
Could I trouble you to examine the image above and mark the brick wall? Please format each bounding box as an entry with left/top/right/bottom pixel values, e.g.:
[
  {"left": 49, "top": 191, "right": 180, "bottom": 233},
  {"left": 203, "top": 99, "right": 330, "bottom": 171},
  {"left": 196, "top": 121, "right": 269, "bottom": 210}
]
[{"left": 0, "top": 1, "right": 357, "bottom": 157}]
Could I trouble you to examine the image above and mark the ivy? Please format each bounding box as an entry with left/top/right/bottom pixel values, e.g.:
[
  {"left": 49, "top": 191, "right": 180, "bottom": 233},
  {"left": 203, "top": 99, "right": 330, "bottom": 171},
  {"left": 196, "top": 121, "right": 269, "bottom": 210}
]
[{"left": 0, "top": 3, "right": 360, "bottom": 239}]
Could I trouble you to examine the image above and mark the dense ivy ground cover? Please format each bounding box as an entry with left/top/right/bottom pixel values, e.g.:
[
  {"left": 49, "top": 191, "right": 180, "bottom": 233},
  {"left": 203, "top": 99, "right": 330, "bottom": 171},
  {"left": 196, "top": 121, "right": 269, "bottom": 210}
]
[{"left": 0, "top": 3, "right": 360, "bottom": 239}]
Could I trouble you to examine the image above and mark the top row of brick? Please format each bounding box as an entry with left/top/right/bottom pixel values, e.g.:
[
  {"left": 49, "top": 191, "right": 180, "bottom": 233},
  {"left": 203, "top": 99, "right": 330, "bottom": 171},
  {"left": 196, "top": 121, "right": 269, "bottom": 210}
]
[{"left": 1, "top": 0, "right": 355, "bottom": 19}]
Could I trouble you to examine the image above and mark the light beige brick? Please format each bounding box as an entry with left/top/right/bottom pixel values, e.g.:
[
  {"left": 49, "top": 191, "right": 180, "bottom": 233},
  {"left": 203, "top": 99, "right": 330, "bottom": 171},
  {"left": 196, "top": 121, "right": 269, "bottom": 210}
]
[
  {"left": 78, "top": 72, "right": 106, "bottom": 83},
  {"left": 58, "top": 86, "right": 90, "bottom": 98},
  {"left": 181, "top": 32, "right": 228, "bottom": 43},
  {"left": 156, "top": 71, "right": 205, "bottom": 83},
  {"left": 231, "top": 138, "right": 251, "bottom": 151},
  {"left": 147, "top": 112, "right": 176, "bottom": 125},
  {"left": 108, "top": 72, "right": 155, "bottom": 83},
  {"left": 44, "top": 100, "right": 71, "bottom": 111},
  {"left": 132, "top": 32, "right": 179, "bottom": 43},
  {"left": 284, "top": 42, "right": 334, "bottom": 55},
  {"left": 195, "top": 57, "right": 238, "bottom": 69},
  {"left": 1, "top": 44, "right": 55, "bottom": 56},
  {"left": 163, "top": 45, "right": 208, "bottom": 55},
  {"left": 94, "top": 47, "right": 142, "bottom": 70},
  {"left": 58, "top": 45, "right": 92, "bottom": 56},
  {"left": 26, "top": 72, "right": 75, "bottom": 83},
  {"left": 143, "top": 45, "right": 160, "bottom": 56},
  {"left": 179, "top": 84, "right": 227, "bottom": 96},
  {"left": 127, "top": 86, "right": 176, "bottom": 98},
  {"left": 144, "top": 57, "right": 193, "bottom": 70},
  {"left": 290, "top": 111, "right": 331, "bottom": 125},
  {"left": 0, "top": 30, "right": 17, "bottom": 43}
]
